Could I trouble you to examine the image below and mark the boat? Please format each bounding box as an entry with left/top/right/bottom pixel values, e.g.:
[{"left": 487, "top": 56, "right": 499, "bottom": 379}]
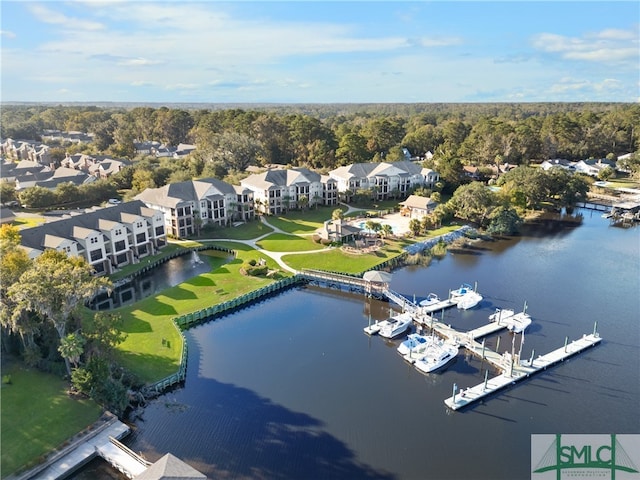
[
  {"left": 506, "top": 311, "right": 532, "bottom": 333},
  {"left": 378, "top": 312, "right": 413, "bottom": 339},
  {"left": 397, "top": 333, "right": 438, "bottom": 356},
  {"left": 450, "top": 283, "right": 475, "bottom": 302},
  {"left": 413, "top": 342, "right": 459, "bottom": 373},
  {"left": 419, "top": 293, "right": 440, "bottom": 308},
  {"left": 456, "top": 291, "right": 483, "bottom": 310},
  {"left": 489, "top": 308, "right": 516, "bottom": 323}
]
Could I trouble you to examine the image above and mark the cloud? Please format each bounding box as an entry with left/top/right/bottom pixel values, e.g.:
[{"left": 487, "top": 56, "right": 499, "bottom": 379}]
[
  {"left": 419, "top": 36, "right": 463, "bottom": 48},
  {"left": 131, "top": 81, "right": 153, "bottom": 87},
  {"left": 531, "top": 27, "right": 639, "bottom": 65},
  {"left": 27, "top": 4, "right": 105, "bottom": 31},
  {"left": 1, "top": 30, "right": 16, "bottom": 39},
  {"left": 119, "top": 57, "right": 163, "bottom": 67}
]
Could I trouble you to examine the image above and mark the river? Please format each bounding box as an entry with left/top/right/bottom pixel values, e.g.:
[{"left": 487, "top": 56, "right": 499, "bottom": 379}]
[{"left": 74, "top": 209, "right": 639, "bottom": 480}]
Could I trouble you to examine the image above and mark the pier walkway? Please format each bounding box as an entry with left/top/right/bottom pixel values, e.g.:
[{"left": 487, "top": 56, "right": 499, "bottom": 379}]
[
  {"left": 15, "top": 415, "right": 150, "bottom": 480},
  {"left": 444, "top": 333, "right": 602, "bottom": 410}
]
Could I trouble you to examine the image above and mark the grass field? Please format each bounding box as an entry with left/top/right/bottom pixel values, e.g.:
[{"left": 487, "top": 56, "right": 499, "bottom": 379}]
[
  {"left": 0, "top": 362, "right": 102, "bottom": 478},
  {"left": 263, "top": 206, "right": 347, "bottom": 234},
  {"left": 114, "top": 244, "right": 291, "bottom": 383},
  {"left": 255, "top": 233, "right": 322, "bottom": 252}
]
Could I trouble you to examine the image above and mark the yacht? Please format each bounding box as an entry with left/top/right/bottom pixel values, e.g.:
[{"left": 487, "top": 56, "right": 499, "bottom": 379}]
[
  {"left": 489, "top": 308, "right": 516, "bottom": 323},
  {"left": 450, "top": 283, "right": 475, "bottom": 302},
  {"left": 456, "top": 291, "right": 483, "bottom": 310},
  {"left": 419, "top": 293, "right": 440, "bottom": 308},
  {"left": 506, "top": 311, "right": 532, "bottom": 333},
  {"left": 413, "top": 342, "right": 459, "bottom": 374},
  {"left": 397, "top": 333, "right": 438, "bottom": 356},
  {"left": 378, "top": 312, "right": 413, "bottom": 339}
]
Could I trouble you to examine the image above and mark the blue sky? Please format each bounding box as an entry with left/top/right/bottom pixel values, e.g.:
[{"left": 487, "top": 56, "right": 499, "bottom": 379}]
[{"left": 1, "top": 1, "right": 638, "bottom": 103}]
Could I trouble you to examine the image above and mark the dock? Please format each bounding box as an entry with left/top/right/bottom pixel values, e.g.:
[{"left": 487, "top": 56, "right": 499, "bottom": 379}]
[
  {"left": 444, "top": 333, "right": 602, "bottom": 410},
  {"left": 420, "top": 297, "right": 457, "bottom": 313},
  {"left": 14, "top": 413, "right": 151, "bottom": 480}
]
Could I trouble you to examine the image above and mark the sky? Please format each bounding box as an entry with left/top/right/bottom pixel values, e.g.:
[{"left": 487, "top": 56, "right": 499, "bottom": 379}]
[{"left": 1, "top": 1, "right": 638, "bottom": 104}]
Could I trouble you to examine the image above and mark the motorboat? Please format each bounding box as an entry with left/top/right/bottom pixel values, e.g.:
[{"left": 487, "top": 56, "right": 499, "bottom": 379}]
[
  {"left": 450, "top": 283, "right": 475, "bottom": 302},
  {"left": 397, "top": 333, "right": 438, "bottom": 356},
  {"left": 419, "top": 293, "right": 440, "bottom": 308},
  {"left": 456, "top": 291, "right": 483, "bottom": 310},
  {"left": 506, "top": 311, "right": 532, "bottom": 333},
  {"left": 413, "top": 342, "right": 459, "bottom": 373},
  {"left": 489, "top": 308, "right": 515, "bottom": 323},
  {"left": 489, "top": 307, "right": 531, "bottom": 333},
  {"left": 378, "top": 312, "right": 413, "bottom": 339}
]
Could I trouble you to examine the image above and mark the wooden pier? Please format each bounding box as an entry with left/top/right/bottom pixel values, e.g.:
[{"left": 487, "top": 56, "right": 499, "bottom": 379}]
[{"left": 444, "top": 333, "right": 602, "bottom": 410}]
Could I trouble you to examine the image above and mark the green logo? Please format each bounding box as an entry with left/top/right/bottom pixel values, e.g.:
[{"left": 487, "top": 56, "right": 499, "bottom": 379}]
[{"left": 532, "top": 434, "right": 639, "bottom": 479}]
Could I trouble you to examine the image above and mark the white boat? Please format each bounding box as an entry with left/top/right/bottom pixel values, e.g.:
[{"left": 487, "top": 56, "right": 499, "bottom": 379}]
[
  {"left": 450, "top": 283, "right": 475, "bottom": 302},
  {"left": 397, "top": 333, "right": 438, "bottom": 356},
  {"left": 506, "top": 311, "right": 532, "bottom": 333},
  {"left": 419, "top": 293, "right": 440, "bottom": 307},
  {"left": 378, "top": 312, "right": 413, "bottom": 339},
  {"left": 489, "top": 308, "right": 516, "bottom": 323},
  {"left": 456, "top": 291, "right": 483, "bottom": 310},
  {"left": 413, "top": 342, "right": 459, "bottom": 373}
]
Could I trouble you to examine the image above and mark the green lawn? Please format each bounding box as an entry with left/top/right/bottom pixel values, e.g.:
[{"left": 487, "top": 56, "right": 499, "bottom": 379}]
[
  {"left": 264, "top": 206, "right": 347, "bottom": 234},
  {"left": 198, "top": 219, "right": 273, "bottom": 240},
  {"left": 282, "top": 239, "right": 410, "bottom": 274},
  {"left": 114, "top": 244, "right": 290, "bottom": 383},
  {"left": 255, "top": 233, "right": 322, "bottom": 252},
  {"left": 0, "top": 362, "right": 102, "bottom": 478}
]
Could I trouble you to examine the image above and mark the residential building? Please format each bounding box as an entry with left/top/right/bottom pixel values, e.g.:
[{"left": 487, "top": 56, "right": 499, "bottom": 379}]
[
  {"left": 62, "top": 153, "right": 130, "bottom": 179},
  {"left": 399, "top": 195, "right": 438, "bottom": 219},
  {"left": 540, "top": 159, "right": 575, "bottom": 171},
  {"left": 573, "top": 159, "right": 616, "bottom": 177},
  {"left": 241, "top": 167, "right": 327, "bottom": 215},
  {"left": 18, "top": 201, "right": 166, "bottom": 275},
  {"left": 135, "top": 178, "right": 254, "bottom": 238},
  {"left": 329, "top": 161, "right": 435, "bottom": 201}
]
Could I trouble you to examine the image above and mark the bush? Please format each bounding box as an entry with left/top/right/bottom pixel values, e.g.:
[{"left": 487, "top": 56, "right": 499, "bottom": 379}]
[
  {"left": 2, "top": 374, "right": 12, "bottom": 385},
  {"left": 245, "top": 265, "right": 268, "bottom": 276},
  {"left": 247, "top": 259, "right": 257, "bottom": 266}
]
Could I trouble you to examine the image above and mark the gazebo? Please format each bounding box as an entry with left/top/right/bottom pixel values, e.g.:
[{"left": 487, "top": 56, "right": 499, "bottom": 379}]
[
  {"left": 362, "top": 270, "right": 392, "bottom": 297},
  {"left": 134, "top": 453, "right": 207, "bottom": 480}
]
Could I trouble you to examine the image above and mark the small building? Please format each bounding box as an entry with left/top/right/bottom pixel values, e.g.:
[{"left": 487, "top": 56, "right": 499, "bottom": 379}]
[
  {"left": 134, "top": 453, "right": 206, "bottom": 479},
  {"left": 399, "top": 195, "right": 438, "bottom": 219},
  {"left": 318, "top": 218, "right": 361, "bottom": 243},
  {"left": 0, "top": 207, "right": 16, "bottom": 225}
]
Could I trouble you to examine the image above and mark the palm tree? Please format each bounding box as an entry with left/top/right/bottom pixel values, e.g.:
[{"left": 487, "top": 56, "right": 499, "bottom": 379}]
[
  {"left": 380, "top": 224, "right": 393, "bottom": 238},
  {"left": 58, "top": 332, "right": 85, "bottom": 369}
]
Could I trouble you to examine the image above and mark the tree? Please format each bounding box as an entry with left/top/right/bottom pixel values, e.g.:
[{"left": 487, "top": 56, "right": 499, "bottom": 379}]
[
  {"left": 409, "top": 218, "right": 422, "bottom": 236},
  {"left": 597, "top": 166, "right": 615, "bottom": 181},
  {"left": 8, "top": 250, "right": 111, "bottom": 376},
  {"left": 449, "top": 182, "right": 497, "bottom": 227},
  {"left": 336, "top": 132, "right": 369, "bottom": 165},
  {"left": 487, "top": 206, "right": 523, "bottom": 235},
  {"left": 58, "top": 332, "right": 85, "bottom": 369},
  {"left": 332, "top": 208, "right": 344, "bottom": 221},
  {"left": 380, "top": 224, "right": 393, "bottom": 238},
  {"left": 0, "top": 181, "right": 17, "bottom": 205},
  {"left": 18, "top": 186, "right": 57, "bottom": 209}
]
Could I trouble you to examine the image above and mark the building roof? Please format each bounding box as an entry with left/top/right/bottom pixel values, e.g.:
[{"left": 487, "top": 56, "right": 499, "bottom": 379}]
[
  {"left": 19, "top": 201, "right": 159, "bottom": 252},
  {"left": 400, "top": 195, "right": 437, "bottom": 210},
  {"left": 135, "top": 178, "right": 237, "bottom": 208},
  {"left": 134, "top": 453, "right": 206, "bottom": 480},
  {"left": 241, "top": 167, "right": 321, "bottom": 190},
  {"left": 330, "top": 161, "right": 423, "bottom": 181}
]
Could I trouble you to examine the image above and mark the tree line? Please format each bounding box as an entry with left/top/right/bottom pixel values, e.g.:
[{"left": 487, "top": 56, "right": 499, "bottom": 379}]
[{"left": 2, "top": 104, "right": 638, "bottom": 184}]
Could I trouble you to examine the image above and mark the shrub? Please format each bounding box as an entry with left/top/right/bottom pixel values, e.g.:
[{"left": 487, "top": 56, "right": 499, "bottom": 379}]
[{"left": 2, "top": 374, "right": 11, "bottom": 385}]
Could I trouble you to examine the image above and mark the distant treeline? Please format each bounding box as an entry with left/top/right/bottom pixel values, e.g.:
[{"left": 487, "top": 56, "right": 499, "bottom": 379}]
[{"left": 2, "top": 103, "right": 638, "bottom": 188}]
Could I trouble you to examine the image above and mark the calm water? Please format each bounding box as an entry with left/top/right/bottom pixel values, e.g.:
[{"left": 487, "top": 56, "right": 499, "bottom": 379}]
[
  {"left": 77, "top": 210, "right": 640, "bottom": 480},
  {"left": 90, "top": 253, "right": 211, "bottom": 310}
]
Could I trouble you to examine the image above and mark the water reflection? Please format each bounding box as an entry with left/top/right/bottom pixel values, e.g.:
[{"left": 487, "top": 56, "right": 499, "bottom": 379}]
[{"left": 90, "top": 254, "right": 212, "bottom": 310}]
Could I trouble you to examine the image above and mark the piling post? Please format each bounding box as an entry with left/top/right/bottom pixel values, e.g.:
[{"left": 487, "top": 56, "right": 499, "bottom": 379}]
[
  {"left": 593, "top": 321, "right": 598, "bottom": 336},
  {"left": 481, "top": 338, "right": 486, "bottom": 359},
  {"left": 483, "top": 370, "right": 489, "bottom": 390},
  {"left": 564, "top": 336, "right": 569, "bottom": 353},
  {"left": 529, "top": 349, "right": 535, "bottom": 366},
  {"left": 496, "top": 336, "right": 501, "bottom": 353},
  {"left": 452, "top": 383, "right": 458, "bottom": 403}
]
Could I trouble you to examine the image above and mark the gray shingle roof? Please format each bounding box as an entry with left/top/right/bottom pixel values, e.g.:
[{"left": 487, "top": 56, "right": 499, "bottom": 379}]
[
  {"left": 19, "top": 201, "right": 158, "bottom": 252},
  {"left": 134, "top": 453, "right": 206, "bottom": 480}
]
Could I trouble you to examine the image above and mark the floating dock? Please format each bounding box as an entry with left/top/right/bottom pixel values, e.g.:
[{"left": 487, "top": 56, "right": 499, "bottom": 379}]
[{"left": 444, "top": 333, "right": 602, "bottom": 410}]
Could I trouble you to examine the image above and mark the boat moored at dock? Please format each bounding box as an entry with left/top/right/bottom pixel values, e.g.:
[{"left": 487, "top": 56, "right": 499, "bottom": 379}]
[
  {"left": 379, "top": 312, "right": 413, "bottom": 339},
  {"left": 456, "top": 291, "right": 483, "bottom": 310},
  {"left": 413, "top": 341, "right": 459, "bottom": 374}
]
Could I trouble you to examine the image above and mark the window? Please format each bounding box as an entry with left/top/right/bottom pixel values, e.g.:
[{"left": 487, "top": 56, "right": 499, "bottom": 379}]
[
  {"left": 114, "top": 228, "right": 122, "bottom": 236},
  {"left": 116, "top": 253, "right": 128, "bottom": 264},
  {"left": 90, "top": 249, "right": 103, "bottom": 262},
  {"left": 90, "top": 236, "right": 99, "bottom": 244},
  {"left": 136, "top": 221, "right": 144, "bottom": 228},
  {"left": 155, "top": 226, "right": 164, "bottom": 236},
  {"left": 114, "top": 240, "right": 126, "bottom": 252},
  {"left": 136, "top": 232, "right": 146, "bottom": 244}
]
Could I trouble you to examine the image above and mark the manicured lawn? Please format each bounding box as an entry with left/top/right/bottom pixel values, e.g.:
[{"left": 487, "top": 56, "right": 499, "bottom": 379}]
[
  {"left": 114, "top": 244, "right": 291, "bottom": 383},
  {"left": 255, "top": 233, "right": 322, "bottom": 252},
  {"left": 264, "top": 206, "right": 347, "bottom": 233},
  {"left": 198, "top": 220, "right": 273, "bottom": 240},
  {"left": 0, "top": 362, "right": 102, "bottom": 478},
  {"left": 282, "top": 239, "right": 410, "bottom": 274}
]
